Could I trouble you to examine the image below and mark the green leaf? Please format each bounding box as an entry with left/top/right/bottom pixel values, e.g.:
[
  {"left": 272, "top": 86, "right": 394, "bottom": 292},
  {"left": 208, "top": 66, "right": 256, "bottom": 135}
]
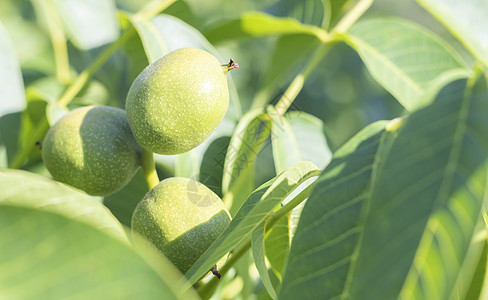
[
  {"left": 341, "top": 17, "right": 471, "bottom": 111},
  {"left": 280, "top": 76, "right": 488, "bottom": 299},
  {"left": 253, "top": 34, "right": 319, "bottom": 109},
  {"left": 51, "top": 0, "right": 119, "bottom": 49},
  {"left": 252, "top": 221, "right": 278, "bottom": 300},
  {"left": 270, "top": 109, "right": 332, "bottom": 174},
  {"left": 464, "top": 230, "right": 488, "bottom": 300},
  {"left": 222, "top": 109, "right": 271, "bottom": 215},
  {"left": 103, "top": 168, "right": 148, "bottom": 228},
  {"left": 279, "top": 120, "right": 388, "bottom": 299},
  {"left": 265, "top": 0, "right": 325, "bottom": 27},
  {"left": 416, "top": 0, "right": 488, "bottom": 68},
  {"left": 185, "top": 161, "right": 320, "bottom": 285},
  {"left": 0, "top": 20, "right": 25, "bottom": 116},
  {"left": 324, "top": 0, "right": 354, "bottom": 29},
  {"left": 199, "top": 136, "right": 231, "bottom": 197},
  {"left": 205, "top": 12, "right": 327, "bottom": 44},
  {"left": 265, "top": 212, "right": 290, "bottom": 279},
  {"left": 0, "top": 113, "right": 21, "bottom": 168},
  {"left": 0, "top": 205, "right": 198, "bottom": 299},
  {"left": 0, "top": 169, "right": 127, "bottom": 242}
]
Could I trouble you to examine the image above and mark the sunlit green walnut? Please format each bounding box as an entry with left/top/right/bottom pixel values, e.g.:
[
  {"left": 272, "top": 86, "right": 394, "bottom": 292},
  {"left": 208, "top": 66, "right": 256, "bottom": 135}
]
[
  {"left": 126, "top": 48, "right": 237, "bottom": 155},
  {"left": 131, "top": 177, "right": 231, "bottom": 274},
  {"left": 41, "top": 105, "right": 141, "bottom": 196}
]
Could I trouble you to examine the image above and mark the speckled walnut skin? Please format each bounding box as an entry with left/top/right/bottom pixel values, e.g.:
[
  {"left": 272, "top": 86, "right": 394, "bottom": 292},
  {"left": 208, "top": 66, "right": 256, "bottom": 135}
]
[
  {"left": 42, "top": 106, "right": 141, "bottom": 196},
  {"left": 125, "top": 48, "right": 229, "bottom": 155},
  {"left": 131, "top": 177, "right": 231, "bottom": 273}
]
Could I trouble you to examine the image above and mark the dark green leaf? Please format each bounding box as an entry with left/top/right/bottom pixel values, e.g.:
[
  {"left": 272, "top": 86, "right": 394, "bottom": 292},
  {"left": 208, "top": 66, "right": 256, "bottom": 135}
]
[
  {"left": 279, "top": 120, "right": 388, "bottom": 299},
  {"left": 103, "top": 168, "right": 149, "bottom": 228},
  {"left": 281, "top": 76, "right": 488, "bottom": 299}
]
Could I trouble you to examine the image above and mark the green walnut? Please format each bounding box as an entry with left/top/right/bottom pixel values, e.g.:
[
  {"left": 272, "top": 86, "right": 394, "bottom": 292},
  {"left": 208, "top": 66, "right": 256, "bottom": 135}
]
[
  {"left": 126, "top": 48, "right": 237, "bottom": 155},
  {"left": 42, "top": 105, "right": 141, "bottom": 196},
  {"left": 131, "top": 177, "right": 231, "bottom": 274}
]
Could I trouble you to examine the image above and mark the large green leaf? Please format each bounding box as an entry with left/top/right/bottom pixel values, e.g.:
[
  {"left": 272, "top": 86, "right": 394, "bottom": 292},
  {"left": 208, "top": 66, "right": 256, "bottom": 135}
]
[
  {"left": 185, "top": 161, "right": 320, "bottom": 285},
  {"left": 205, "top": 12, "right": 327, "bottom": 44},
  {"left": 280, "top": 76, "right": 488, "bottom": 299},
  {"left": 0, "top": 205, "right": 197, "bottom": 299},
  {"left": 0, "top": 20, "right": 25, "bottom": 117},
  {"left": 51, "top": 0, "right": 119, "bottom": 49},
  {"left": 0, "top": 169, "right": 127, "bottom": 241},
  {"left": 341, "top": 17, "right": 471, "bottom": 111},
  {"left": 279, "top": 120, "right": 388, "bottom": 299},
  {"left": 416, "top": 0, "right": 488, "bottom": 68}
]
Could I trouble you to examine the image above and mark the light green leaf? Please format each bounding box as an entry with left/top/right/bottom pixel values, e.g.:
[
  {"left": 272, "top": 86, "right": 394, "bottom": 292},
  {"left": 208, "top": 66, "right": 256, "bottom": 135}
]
[
  {"left": 51, "top": 0, "right": 119, "bottom": 49},
  {"left": 205, "top": 12, "right": 327, "bottom": 44},
  {"left": 185, "top": 161, "right": 320, "bottom": 285},
  {"left": 271, "top": 109, "right": 332, "bottom": 174},
  {"left": 0, "top": 20, "right": 25, "bottom": 116},
  {"left": 222, "top": 109, "right": 271, "bottom": 215},
  {"left": 175, "top": 151, "right": 200, "bottom": 179},
  {"left": 279, "top": 120, "right": 388, "bottom": 299},
  {"left": 280, "top": 76, "right": 488, "bottom": 299},
  {"left": 416, "top": 0, "right": 488, "bottom": 68},
  {"left": 265, "top": 212, "right": 290, "bottom": 280},
  {"left": 253, "top": 221, "right": 278, "bottom": 300},
  {"left": 0, "top": 169, "right": 127, "bottom": 242},
  {"left": 341, "top": 17, "right": 471, "bottom": 111},
  {"left": 0, "top": 205, "right": 198, "bottom": 300}
]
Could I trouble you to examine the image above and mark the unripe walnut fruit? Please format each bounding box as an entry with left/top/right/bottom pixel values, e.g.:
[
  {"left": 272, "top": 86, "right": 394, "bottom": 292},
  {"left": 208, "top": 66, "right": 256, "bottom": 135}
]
[
  {"left": 125, "top": 48, "right": 230, "bottom": 155},
  {"left": 41, "top": 105, "right": 141, "bottom": 196},
  {"left": 131, "top": 177, "right": 231, "bottom": 274}
]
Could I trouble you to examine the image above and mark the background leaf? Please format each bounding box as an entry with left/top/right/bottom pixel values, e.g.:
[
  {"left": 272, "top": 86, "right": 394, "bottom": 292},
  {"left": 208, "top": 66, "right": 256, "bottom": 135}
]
[
  {"left": 271, "top": 110, "right": 332, "bottom": 173},
  {"left": 186, "top": 161, "right": 319, "bottom": 285},
  {"left": 0, "top": 205, "right": 197, "bottom": 300},
  {"left": 416, "top": 0, "right": 488, "bottom": 68},
  {"left": 341, "top": 17, "right": 470, "bottom": 110},
  {"left": 51, "top": 0, "right": 119, "bottom": 49},
  {"left": 205, "top": 12, "right": 327, "bottom": 44},
  {"left": 0, "top": 20, "right": 25, "bottom": 116},
  {"left": 222, "top": 109, "right": 271, "bottom": 215},
  {"left": 252, "top": 221, "right": 278, "bottom": 300}
]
